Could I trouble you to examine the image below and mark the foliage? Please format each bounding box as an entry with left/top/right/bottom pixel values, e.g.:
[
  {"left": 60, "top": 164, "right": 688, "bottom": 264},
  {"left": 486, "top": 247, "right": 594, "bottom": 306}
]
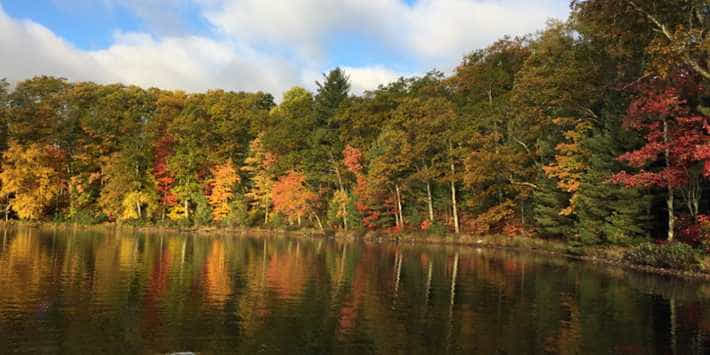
[
  {"left": 468, "top": 200, "right": 516, "bottom": 235},
  {"left": 623, "top": 242, "right": 700, "bottom": 271},
  {"left": 0, "top": 0, "right": 708, "bottom": 258},
  {"left": 271, "top": 171, "right": 317, "bottom": 225},
  {"left": 612, "top": 74, "right": 708, "bottom": 190},
  {"left": 208, "top": 160, "right": 240, "bottom": 222},
  {"left": 121, "top": 191, "right": 157, "bottom": 221},
  {"left": 0, "top": 142, "right": 64, "bottom": 220},
  {"left": 576, "top": 120, "right": 652, "bottom": 245}
]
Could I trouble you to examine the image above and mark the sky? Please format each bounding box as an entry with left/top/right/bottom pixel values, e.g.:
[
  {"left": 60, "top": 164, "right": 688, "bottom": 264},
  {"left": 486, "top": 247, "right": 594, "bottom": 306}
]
[{"left": 0, "top": 0, "right": 570, "bottom": 97}]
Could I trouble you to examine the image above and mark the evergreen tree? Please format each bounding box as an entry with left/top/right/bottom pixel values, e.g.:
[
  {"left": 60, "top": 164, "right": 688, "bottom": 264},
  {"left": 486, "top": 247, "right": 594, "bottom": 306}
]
[
  {"left": 576, "top": 120, "right": 652, "bottom": 244},
  {"left": 533, "top": 175, "right": 575, "bottom": 238}
]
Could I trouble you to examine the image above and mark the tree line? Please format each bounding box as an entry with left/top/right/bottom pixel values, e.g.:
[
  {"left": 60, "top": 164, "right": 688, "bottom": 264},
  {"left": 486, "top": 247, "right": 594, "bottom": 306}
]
[{"left": 0, "top": 0, "right": 708, "bottom": 247}]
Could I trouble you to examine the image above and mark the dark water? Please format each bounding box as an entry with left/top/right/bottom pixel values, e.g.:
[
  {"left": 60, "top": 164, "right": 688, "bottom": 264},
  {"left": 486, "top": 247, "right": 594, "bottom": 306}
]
[{"left": 1, "top": 227, "right": 709, "bottom": 354}]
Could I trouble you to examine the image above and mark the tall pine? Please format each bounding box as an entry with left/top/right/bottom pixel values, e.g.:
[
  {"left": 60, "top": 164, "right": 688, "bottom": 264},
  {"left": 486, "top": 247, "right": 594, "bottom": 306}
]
[{"left": 576, "top": 118, "right": 652, "bottom": 244}]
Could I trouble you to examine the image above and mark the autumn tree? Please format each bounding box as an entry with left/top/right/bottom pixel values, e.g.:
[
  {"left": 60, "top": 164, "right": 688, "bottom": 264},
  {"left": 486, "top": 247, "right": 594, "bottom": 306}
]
[
  {"left": 208, "top": 160, "right": 240, "bottom": 222},
  {"left": 452, "top": 37, "right": 531, "bottom": 233},
  {"left": 271, "top": 170, "right": 318, "bottom": 227},
  {"left": 0, "top": 79, "right": 9, "bottom": 152},
  {"left": 243, "top": 137, "right": 276, "bottom": 224},
  {"left": 0, "top": 142, "right": 64, "bottom": 220},
  {"left": 167, "top": 94, "right": 213, "bottom": 223},
  {"left": 572, "top": 0, "right": 710, "bottom": 80},
  {"left": 612, "top": 72, "right": 709, "bottom": 241},
  {"left": 509, "top": 21, "right": 608, "bottom": 237}
]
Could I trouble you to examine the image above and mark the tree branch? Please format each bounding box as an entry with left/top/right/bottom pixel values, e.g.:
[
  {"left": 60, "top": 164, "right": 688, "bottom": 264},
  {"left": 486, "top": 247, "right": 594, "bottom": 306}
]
[
  {"left": 625, "top": 0, "right": 710, "bottom": 81},
  {"left": 508, "top": 176, "right": 540, "bottom": 190}
]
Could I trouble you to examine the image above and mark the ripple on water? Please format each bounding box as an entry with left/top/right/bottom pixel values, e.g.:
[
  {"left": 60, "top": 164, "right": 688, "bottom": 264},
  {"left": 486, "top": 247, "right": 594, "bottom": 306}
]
[{"left": 0, "top": 230, "right": 709, "bottom": 354}]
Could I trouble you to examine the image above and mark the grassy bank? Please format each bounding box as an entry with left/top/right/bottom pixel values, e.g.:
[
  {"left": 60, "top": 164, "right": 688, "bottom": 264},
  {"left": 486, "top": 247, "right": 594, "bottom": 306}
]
[{"left": 5, "top": 220, "right": 710, "bottom": 280}]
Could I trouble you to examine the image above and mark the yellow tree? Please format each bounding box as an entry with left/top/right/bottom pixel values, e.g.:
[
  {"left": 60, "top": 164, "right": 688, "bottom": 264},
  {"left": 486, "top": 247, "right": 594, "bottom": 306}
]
[
  {"left": 0, "top": 142, "right": 63, "bottom": 220},
  {"left": 121, "top": 191, "right": 157, "bottom": 221},
  {"left": 542, "top": 118, "right": 592, "bottom": 216},
  {"left": 208, "top": 160, "right": 240, "bottom": 222},
  {"left": 243, "top": 138, "right": 276, "bottom": 224}
]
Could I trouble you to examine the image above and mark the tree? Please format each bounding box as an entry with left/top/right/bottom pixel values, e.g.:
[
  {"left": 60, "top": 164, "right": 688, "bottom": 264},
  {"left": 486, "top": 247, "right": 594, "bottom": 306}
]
[
  {"left": 314, "top": 68, "right": 352, "bottom": 229},
  {"left": 0, "top": 142, "right": 64, "bottom": 220},
  {"left": 121, "top": 191, "right": 157, "bottom": 221},
  {"left": 167, "top": 94, "right": 213, "bottom": 223},
  {"left": 243, "top": 137, "right": 276, "bottom": 224},
  {"left": 576, "top": 119, "right": 652, "bottom": 244},
  {"left": 508, "top": 21, "right": 610, "bottom": 237},
  {"left": 612, "top": 73, "right": 708, "bottom": 240},
  {"left": 6, "top": 76, "right": 69, "bottom": 146},
  {"left": 572, "top": 0, "right": 710, "bottom": 80},
  {"left": 271, "top": 170, "right": 317, "bottom": 226},
  {"left": 452, "top": 37, "right": 532, "bottom": 231},
  {"left": 208, "top": 160, "right": 240, "bottom": 222},
  {"left": 0, "top": 79, "right": 9, "bottom": 153},
  {"left": 98, "top": 150, "right": 155, "bottom": 221}
]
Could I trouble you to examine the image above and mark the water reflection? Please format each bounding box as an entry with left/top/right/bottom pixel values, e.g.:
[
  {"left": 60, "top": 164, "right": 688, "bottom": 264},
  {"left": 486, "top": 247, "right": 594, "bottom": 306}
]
[{"left": 0, "top": 226, "right": 709, "bottom": 354}]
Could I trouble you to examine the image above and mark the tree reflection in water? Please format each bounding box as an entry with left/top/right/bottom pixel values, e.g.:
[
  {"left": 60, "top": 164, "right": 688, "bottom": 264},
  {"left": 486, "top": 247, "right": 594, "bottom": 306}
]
[{"left": 0, "top": 226, "right": 708, "bottom": 354}]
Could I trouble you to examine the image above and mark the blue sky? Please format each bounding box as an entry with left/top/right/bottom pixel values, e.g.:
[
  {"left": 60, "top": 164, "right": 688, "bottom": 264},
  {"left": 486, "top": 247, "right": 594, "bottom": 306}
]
[{"left": 0, "top": 0, "right": 570, "bottom": 96}]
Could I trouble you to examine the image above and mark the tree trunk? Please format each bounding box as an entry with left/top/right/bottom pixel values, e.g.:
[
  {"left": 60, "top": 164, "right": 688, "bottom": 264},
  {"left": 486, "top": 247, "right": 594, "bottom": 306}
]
[
  {"left": 184, "top": 199, "right": 190, "bottom": 221},
  {"left": 136, "top": 202, "right": 142, "bottom": 219},
  {"left": 395, "top": 184, "right": 404, "bottom": 228},
  {"left": 667, "top": 189, "right": 675, "bottom": 241},
  {"left": 682, "top": 170, "right": 701, "bottom": 218},
  {"left": 449, "top": 142, "right": 460, "bottom": 234},
  {"left": 264, "top": 203, "right": 269, "bottom": 225},
  {"left": 425, "top": 260, "right": 432, "bottom": 306},
  {"left": 394, "top": 251, "right": 402, "bottom": 294},
  {"left": 335, "top": 166, "right": 348, "bottom": 231},
  {"left": 426, "top": 182, "right": 434, "bottom": 222},
  {"left": 311, "top": 212, "right": 324, "bottom": 232},
  {"left": 393, "top": 190, "right": 400, "bottom": 228},
  {"left": 664, "top": 118, "right": 674, "bottom": 241},
  {"left": 450, "top": 252, "right": 459, "bottom": 306}
]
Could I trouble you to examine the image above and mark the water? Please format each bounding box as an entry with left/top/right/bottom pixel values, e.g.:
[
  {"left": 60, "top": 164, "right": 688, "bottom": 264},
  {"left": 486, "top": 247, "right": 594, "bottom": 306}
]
[{"left": 1, "top": 227, "right": 709, "bottom": 354}]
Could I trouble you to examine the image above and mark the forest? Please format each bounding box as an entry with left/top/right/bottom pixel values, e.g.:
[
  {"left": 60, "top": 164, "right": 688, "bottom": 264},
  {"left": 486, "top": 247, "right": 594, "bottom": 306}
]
[{"left": 0, "top": 0, "right": 709, "bottom": 250}]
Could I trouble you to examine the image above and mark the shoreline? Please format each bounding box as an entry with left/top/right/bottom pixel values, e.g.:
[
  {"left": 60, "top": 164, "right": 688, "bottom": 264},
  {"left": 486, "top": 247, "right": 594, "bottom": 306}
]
[{"left": 4, "top": 220, "right": 710, "bottom": 281}]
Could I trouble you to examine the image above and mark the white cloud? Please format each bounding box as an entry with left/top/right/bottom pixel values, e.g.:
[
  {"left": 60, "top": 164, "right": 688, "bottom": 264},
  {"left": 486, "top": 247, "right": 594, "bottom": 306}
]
[
  {"left": 0, "top": 4, "right": 300, "bottom": 95},
  {"left": 0, "top": 5, "right": 114, "bottom": 83},
  {"left": 0, "top": 1, "right": 570, "bottom": 96},
  {"left": 200, "top": 0, "right": 570, "bottom": 68},
  {"left": 403, "top": 0, "right": 568, "bottom": 61},
  {"left": 342, "top": 66, "right": 408, "bottom": 94}
]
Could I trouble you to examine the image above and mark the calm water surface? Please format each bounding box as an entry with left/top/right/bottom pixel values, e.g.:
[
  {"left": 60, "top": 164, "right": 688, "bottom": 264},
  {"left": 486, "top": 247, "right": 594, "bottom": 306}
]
[{"left": 1, "top": 227, "right": 709, "bottom": 354}]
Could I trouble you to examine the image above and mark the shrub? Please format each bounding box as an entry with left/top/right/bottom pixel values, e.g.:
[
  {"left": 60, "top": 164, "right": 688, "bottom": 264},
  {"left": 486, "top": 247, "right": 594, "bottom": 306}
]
[
  {"left": 426, "top": 221, "right": 448, "bottom": 236},
  {"left": 467, "top": 200, "right": 516, "bottom": 235},
  {"left": 623, "top": 242, "right": 700, "bottom": 271}
]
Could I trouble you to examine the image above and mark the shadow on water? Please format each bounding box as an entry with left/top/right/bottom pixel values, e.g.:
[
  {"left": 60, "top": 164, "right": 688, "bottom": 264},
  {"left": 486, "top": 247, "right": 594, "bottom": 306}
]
[{"left": 0, "top": 225, "right": 709, "bottom": 354}]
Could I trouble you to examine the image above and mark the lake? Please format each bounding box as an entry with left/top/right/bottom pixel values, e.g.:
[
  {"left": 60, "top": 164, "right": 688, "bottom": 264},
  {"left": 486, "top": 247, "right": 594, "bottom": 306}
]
[{"left": 0, "top": 226, "right": 709, "bottom": 354}]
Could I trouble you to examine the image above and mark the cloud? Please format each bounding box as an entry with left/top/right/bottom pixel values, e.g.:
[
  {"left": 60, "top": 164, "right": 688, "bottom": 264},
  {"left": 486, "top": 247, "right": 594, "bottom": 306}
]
[
  {"left": 0, "top": 4, "right": 300, "bottom": 95},
  {"left": 341, "top": 66, "right": 409, "bottom": 94},
  {"left": 90, "top": 32, "right": 301, "bottom": 93},
  {"left": 0, "top": 5, "right": 113, "bottom": 83},
  {"left": 0, "top": 1, "right": 570, "bottom": 96},
  {"left": 200, "top": 0, "right": 570, "bottom": 68}
]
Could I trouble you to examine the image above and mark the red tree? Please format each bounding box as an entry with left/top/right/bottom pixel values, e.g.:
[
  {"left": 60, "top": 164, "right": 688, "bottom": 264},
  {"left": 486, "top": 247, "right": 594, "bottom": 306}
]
[
  {"left": 612, "top": 72, "right": 709, "bottom": 241},
  {"left": 153, "top": 135, "right": 177, "bottom": 207}
]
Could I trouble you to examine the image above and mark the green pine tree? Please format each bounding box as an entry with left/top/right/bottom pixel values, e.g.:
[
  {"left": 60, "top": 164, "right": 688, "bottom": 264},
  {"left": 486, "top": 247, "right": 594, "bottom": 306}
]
[
  {"left": 533, "top": 175, "right": 576, "bottom": 238},
  {"left": 576, "top": 120, "right": 652, "bottom": 244}
]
